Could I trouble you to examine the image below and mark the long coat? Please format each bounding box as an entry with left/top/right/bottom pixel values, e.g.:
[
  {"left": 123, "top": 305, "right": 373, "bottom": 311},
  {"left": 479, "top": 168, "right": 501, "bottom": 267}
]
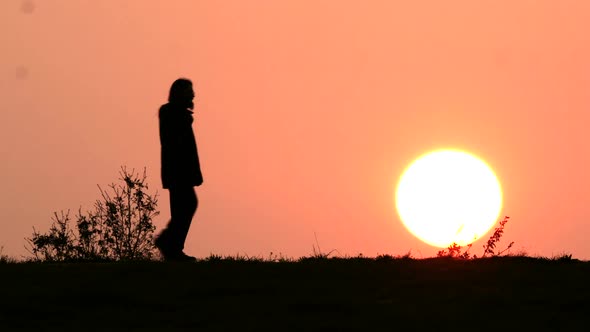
[{"left": 159, "top": 103, "right": 203, "bottom": 189}]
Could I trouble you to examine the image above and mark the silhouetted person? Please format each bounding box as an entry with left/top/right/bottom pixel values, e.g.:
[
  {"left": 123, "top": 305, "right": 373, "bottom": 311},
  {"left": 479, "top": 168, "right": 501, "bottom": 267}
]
[{"left": 155, "top": 78, "right": 203, "bottom": 261}]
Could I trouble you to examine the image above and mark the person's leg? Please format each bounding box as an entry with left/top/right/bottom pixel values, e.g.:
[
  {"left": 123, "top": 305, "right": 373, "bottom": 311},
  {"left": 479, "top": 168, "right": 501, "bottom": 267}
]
[
  {"left": 175, "top": 186, "right": 197, "bottom": 251},
  {"left": 160, "top": 186, "right": 196, "bottom": 253},
  {"left": 154, "top": 189, "right": 178, "bottom": 256}
]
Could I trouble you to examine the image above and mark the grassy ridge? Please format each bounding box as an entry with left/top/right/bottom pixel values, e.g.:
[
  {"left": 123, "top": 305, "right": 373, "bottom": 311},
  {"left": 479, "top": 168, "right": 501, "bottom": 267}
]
[{"left": 1, "top": 256, "right": 589, "bottom": 331}]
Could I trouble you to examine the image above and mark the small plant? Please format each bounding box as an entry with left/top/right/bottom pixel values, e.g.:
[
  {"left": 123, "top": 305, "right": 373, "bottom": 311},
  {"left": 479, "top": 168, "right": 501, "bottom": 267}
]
[
  {"left": 0, "top": 246, "right": 15, "bottom": 263},
  {"left": 310, "top": 233, "right": 338, "bottom": 259},
  {"left": 27, "top": 211, "right": 77, "bottom": 262},
  {"left": 376, "top": 254, "right": 395, "bottom": 261},
  {"left": 268, "top": 252, "right": 293, "bottom": 263},
  {"left": 204, "top": 254, "right": 224, "bottom": 262},
  {"left": 376, "top": 250, "right": 414, "bottom": 261},
  {"left": 552, "top": 253, "right": 575, "bottom": 262},
  {"left": 26, "top": 167, "right": 159, "bottom": 262},
  {"left": 437, "top": 243, "right": 473, "bottom": 259},
  {"left": 481, "top": 216, "right": 514, "bottom": 257},
  {"left": 437, "top": 216, "right": 513, "bottom": 259}
]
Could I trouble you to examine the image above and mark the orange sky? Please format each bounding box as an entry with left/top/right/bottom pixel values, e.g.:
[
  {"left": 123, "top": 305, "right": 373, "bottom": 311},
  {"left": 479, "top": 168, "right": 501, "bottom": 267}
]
[{"left": 2, "top": 0, "right": 590, "bottom": 259}]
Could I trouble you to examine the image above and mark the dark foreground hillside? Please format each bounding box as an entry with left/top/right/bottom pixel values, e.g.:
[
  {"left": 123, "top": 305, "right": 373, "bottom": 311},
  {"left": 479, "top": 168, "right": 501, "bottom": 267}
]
[{"left": 0, "top": 256, "right": 588, "bottom": 331}]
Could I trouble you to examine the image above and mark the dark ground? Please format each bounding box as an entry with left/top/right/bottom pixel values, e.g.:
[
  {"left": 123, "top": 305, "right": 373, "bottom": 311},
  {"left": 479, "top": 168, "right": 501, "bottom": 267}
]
[{"left": 0, "top": 256, "right": 588, "bottom": 331}]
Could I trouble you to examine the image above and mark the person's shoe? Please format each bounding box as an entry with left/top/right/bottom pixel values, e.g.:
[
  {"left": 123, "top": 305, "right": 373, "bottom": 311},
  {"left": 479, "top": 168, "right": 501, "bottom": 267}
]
[
  {"left": 155, "top": 233, "right": 196, "bottom": 262},
  {"left": 164, "top": 251, "right": 197, "bottom": 262},
  {"left": 177, "top": 252, "right": 197, "bottom": 262}
]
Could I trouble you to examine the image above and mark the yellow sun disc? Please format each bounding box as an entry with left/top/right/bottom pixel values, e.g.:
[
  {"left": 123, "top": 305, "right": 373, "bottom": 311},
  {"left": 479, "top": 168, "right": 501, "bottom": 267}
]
[{"left": 395, "top": 149, "right": 503, "bottom": 248}]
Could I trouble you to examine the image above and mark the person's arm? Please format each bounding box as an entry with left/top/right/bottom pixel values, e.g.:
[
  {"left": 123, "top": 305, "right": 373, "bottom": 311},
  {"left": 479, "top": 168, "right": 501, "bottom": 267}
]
[{"left": 160, "top": 111, "right": 186, "bottom": 149}]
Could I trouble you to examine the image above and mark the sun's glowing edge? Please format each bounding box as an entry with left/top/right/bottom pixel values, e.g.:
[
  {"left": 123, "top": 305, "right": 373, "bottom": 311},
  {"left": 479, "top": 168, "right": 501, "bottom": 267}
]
[{"left": 395, "top": 149, "right": 503, "bottom": 248}]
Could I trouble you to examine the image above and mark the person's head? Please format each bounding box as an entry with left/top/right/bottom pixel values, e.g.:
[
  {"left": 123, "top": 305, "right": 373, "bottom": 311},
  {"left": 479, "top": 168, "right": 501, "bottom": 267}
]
[{"left": 168, "top": 78, "right": 195, "bottom": 110}]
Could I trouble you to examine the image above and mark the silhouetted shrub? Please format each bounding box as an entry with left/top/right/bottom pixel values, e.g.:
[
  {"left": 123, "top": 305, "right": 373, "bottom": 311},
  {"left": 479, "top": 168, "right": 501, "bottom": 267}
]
[
  {"left": 26, "top": 167, "right": 159, "bottom": 262},
  {"left": 437, "top": 216, "right": 514, "bottom": 259},
  {"left": 481, "top": 216, "right": 514, "bottom": 257}
]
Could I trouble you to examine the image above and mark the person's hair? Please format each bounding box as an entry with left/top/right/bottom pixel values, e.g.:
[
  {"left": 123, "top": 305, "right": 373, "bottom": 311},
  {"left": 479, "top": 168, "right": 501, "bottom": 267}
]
[{"left": 168, "top": 78, "right": 193, "bottom": 103}]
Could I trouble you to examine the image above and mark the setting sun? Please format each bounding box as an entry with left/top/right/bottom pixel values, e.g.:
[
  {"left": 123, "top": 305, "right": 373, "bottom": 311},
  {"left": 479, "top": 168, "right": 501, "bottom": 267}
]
[{"left": 395, "top": 150, "right": 503, "bottom": 248}]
